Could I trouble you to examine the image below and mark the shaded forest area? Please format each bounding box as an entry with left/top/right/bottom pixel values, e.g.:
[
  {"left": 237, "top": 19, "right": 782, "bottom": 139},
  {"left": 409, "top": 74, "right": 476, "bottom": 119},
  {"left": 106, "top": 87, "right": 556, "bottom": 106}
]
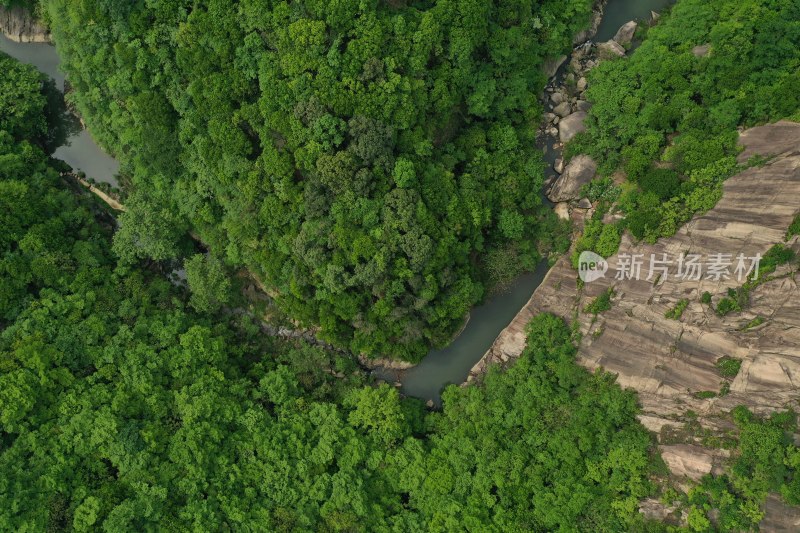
[{"left": 42, "top": 0, "right": 592, "bottom": 361}]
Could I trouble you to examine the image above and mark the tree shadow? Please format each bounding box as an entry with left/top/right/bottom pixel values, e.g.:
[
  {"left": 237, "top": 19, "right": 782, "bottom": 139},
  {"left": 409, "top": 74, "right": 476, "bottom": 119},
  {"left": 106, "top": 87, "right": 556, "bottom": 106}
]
[{"left": 40, "top": 77, "right": 82, "bottom": 154}]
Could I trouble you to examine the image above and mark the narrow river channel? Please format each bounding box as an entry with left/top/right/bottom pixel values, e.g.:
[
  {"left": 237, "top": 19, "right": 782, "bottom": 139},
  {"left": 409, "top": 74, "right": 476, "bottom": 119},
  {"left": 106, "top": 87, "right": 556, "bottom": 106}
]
[{"left": 1, "top": 0, "right": 674, "bottom": 406}]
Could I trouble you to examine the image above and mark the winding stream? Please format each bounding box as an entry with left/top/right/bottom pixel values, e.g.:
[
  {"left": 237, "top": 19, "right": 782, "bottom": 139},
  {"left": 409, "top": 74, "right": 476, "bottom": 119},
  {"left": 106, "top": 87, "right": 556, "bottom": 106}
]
[
  {"left": 0, "top": 0, "right": 673, "bottom": 406},
  {"left": 0, "top": 35, "right": 120, "bottom": 186}
]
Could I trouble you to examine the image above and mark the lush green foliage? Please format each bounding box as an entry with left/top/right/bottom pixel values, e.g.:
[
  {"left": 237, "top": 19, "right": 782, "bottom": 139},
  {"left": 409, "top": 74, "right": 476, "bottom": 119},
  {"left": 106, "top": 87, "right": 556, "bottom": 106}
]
[
  {"left": 584, "top": 287, "right": 615, "bottom": 315},
  {"left": 715, "top": 357, "right": 742, "bottom": 378},
  {"left": 43, "top": 0, "right": 593, "bottom": 360},
  {"left": 788, "top": 213, "right": 800, "bottom": 240},
  {"left": 687, "top": 408, "right": 800, "bottom": 531},
  {"left": 0, "top": 56, "right": 661, "bottom": 528},
  {"left": 570, "top": 0, "right": 800, "bottom": 245},
  {"left": 411, "top": 313, "right": 655, "bottom": 531},
  {"left": 665, "top": 298, "right": 689, "bottom": 320}
]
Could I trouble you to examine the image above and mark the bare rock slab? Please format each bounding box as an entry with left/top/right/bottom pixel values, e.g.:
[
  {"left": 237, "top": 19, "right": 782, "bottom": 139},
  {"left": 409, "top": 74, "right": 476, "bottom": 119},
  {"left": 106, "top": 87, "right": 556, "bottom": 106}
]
[
  {"left": 613, "top": 21, "right": 638, "bottom": 46},
  {"left": 547, "top": 155, "right": 597, "bottom": 202},
  {"left": 598, "top": 40, "right": 626, "bottom": 59},
  {"left": 558, "top": 111, "right": 588, "bottom": 143}
]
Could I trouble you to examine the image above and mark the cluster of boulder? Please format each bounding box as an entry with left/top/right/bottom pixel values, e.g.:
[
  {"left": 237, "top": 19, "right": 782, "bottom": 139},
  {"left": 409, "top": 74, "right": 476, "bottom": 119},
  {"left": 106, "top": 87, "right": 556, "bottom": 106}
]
[{"left": 541, "top": 13, "right": 660, "bottom": 218}]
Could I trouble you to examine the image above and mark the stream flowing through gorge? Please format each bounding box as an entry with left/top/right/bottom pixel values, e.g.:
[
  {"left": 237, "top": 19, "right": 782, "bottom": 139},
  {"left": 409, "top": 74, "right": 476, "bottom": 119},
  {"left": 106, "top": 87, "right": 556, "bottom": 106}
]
[{"left": 0, "top": 0, "right": 674, "bottom": 406}]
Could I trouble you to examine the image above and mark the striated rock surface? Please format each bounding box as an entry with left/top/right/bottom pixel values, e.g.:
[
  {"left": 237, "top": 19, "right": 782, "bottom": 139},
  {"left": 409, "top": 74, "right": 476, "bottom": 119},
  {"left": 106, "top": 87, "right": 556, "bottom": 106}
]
[
  {"left": 0, "top": 6, "right": 49, "bottom": 43},
  {"left": 762, "top": 494, "right": 800, "bottom": 532},
  {"left": 470, "top": 120, "right": 800, "bottom": 454}
]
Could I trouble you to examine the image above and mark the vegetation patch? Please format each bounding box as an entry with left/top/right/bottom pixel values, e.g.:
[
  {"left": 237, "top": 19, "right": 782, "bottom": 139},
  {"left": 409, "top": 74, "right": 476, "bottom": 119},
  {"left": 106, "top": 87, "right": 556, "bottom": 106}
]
[
  {"left": 44, "top": 0, "right": 599, "bottom": 361},
  {"left": 686, "top": 408, "right": 800, "bottom": 531},
  {"left": 716, "top": 357, "right": 742, "bottom": 379},
  {"left": 740, "top": 316, "right": 765, "bottom": 331},
  {"left": 788, "top": 213, "right": 800, "bottom": 240},
  {"left": 584, "top": 287, "right": 615, "bottom": 315},
  {"left": 566, "top": 0, "right": 800, "bottom": 250},
  {"left": 665, "top": 298, "right": 689, "bottom": 320}
]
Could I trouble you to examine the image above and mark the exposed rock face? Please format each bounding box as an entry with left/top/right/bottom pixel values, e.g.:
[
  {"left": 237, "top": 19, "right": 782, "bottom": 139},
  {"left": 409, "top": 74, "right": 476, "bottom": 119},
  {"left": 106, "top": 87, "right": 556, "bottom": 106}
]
[
  {"left": 547, "top": 155, "right": 597, "bottom": 202},
  {"left": 554, "top": 202, "right": 570, "bottom": 221},
  {"left": 613, "top": 21, "right": 638, "bottom": 46},
  {"left": 761, "top": 494, "right": 800, "bottom": 532},
  {"left": 598, "top": 40, "right": 626, "bottom": 59},
  {"left": 0, "top": 6, "right": 49, "bottom": 43},
  {"left": 470, "top": 122, "right": 800, "bottom": 488},
  {"left": 573, "top": 5, "right": 604, "bottom": 45},
  {"left": 558, "top": 111, "right": 588, "bottom": 143},
  {"left": 692, "top": 44, "right": 711, "bottom": 57},
  {"left": 543, "top": 55, "right": 567, "bottom": 79},
  {"left": 660, "top": 445, "right": 716, "bottom": 481}
]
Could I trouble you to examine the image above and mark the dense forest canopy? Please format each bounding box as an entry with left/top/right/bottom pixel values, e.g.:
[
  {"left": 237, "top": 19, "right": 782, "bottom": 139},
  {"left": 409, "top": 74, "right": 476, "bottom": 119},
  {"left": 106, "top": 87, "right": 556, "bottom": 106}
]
[
  {"left": 569, "top": 0, "right": 800, "bottom": 258},
  {"left": 0, "top": 58, "right": 660, "bottom": 528},
  {"left": 40, "top": 0, "right": 591, "bottom": 360},
  {"left": 5, "top": 0, "right": 800, "bottom": 529}
]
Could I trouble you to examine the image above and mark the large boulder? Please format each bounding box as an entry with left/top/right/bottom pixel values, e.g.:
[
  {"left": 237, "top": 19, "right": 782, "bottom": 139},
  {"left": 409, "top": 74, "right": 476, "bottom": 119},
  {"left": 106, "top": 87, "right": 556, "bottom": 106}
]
[
  {"left": 553, "top": 101, "right": 571, "bottom": 118},
  {"left": 573, "top": 9, "right": 603, "bottom": 45},
  {"left": 547, "top": 155, "right": 596, "bottom": 202},
  {"left": 660, "top": 445, "right": 714, "bottom": 481},
  {"left": 597, "top": 40, "right": 626, "bottom": 59},
  {"left": 612, "top": 21, "right": 638, "bottom": 46},
  {"left": 554, "top": 202, "right": 570, "bottom": 221},
  {"left": 543, "top": 55, "right": 567, "bottom": 79},
  {"left": 558, "top": 111, "right": 587, "bottom": 143}
]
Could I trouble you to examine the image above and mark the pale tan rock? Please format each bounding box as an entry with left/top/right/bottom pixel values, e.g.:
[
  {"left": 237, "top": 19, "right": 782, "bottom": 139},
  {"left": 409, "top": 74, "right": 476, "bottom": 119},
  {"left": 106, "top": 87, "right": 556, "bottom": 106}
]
[
  {"left": 554, "top": 202, "right": 570, "bottom": 221},
  {"left": 547, "top": 155, "right": 596, "bottom": 202},
  {"left": 692, "top": 44, "right": 711, "bottom": 57},
  {"left": 660, "top": 445, "right": 714, "bottom": 481},
  {"left": 761, "top": 494, "right": 800, "bottom": 532},
  {"left": 558, "top": 111, "right": 588, "bottom": 143},
  {"left": 613, "top": 21, "right": 638, "bottom": 46},
  {"left": 553, "top": 101, "right": 571, "bottom": 118},
  {"left": 598, "top": 40, "right": 626, "bottom": 59}
]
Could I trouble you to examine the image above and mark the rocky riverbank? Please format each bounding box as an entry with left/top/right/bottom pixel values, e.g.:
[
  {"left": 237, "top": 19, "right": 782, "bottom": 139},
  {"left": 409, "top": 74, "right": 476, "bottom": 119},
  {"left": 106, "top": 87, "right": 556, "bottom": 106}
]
[
  {"left": 468, "top": 120, "right": 800, "bottom": 527},
  {"left": 0, "top": 5, "right": 49, "bottom": 43},
  {"left": 540, "top": 13, "right": 661, "bottom": 217}
]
